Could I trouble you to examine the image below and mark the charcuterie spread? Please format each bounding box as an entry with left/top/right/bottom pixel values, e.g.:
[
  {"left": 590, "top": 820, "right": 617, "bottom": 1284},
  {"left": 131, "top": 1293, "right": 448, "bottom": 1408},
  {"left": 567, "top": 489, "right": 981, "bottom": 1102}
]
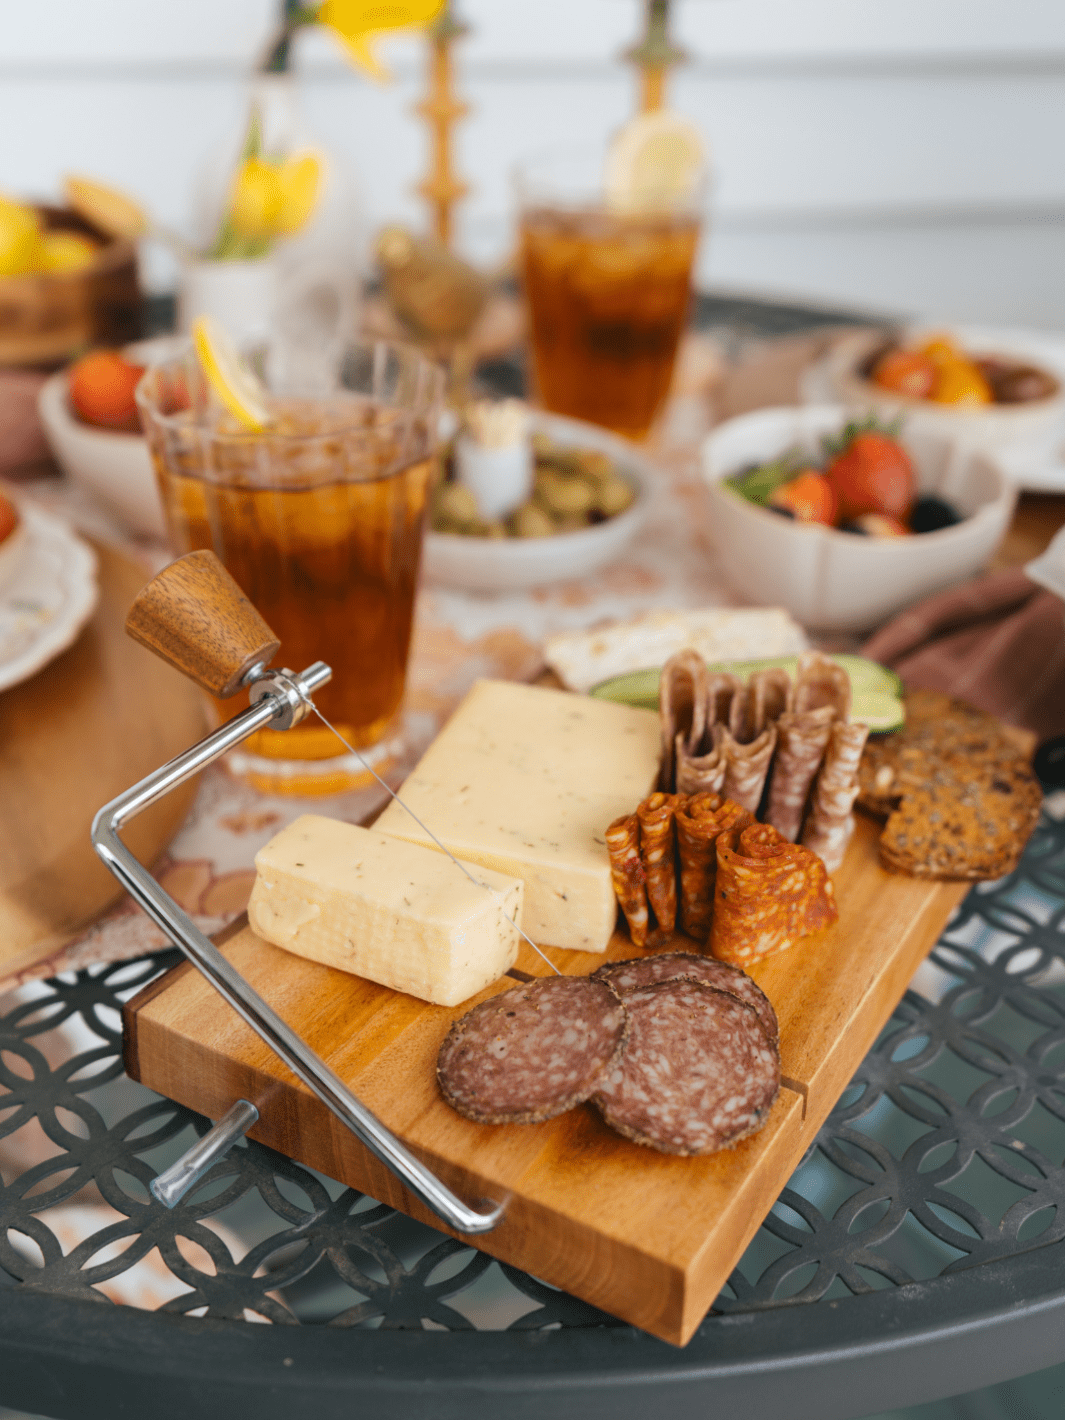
[
  {"left": 438, "top": 952, "right": 781, "bottom": 1155},
  {"left": 857, "top": 689, "right": 1042, "bottom": 879}
]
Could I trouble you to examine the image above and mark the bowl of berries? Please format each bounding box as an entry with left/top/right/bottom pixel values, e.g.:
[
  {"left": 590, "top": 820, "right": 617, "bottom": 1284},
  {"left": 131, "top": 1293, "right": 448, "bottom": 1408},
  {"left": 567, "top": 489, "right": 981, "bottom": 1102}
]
[
  {"left": 813, "top": 326, "right": 1065, "bottom": 487},
  {"left": 37, "top": 341, "right": 172, "bottom": 539},
  {"left": 701, "top": 405, "right": 1015, "bottom": 632}
]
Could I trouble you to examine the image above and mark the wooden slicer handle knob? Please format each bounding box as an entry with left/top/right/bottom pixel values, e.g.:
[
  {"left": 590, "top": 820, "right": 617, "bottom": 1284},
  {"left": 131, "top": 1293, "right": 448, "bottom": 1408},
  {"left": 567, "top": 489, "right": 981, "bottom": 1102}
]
[{"left": 125, "top": 550, "right": 281, "bottom": 698}]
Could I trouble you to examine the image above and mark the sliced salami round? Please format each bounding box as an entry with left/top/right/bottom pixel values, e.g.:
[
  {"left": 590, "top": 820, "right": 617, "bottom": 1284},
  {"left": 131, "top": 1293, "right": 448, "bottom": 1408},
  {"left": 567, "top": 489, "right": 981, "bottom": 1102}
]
[
  {"left": 591, "top": 952, "right": 778, "bottom": 1047},
  {"left": 593, "top": 981, "right": 780, "bottom": 1156},
  {"left": 437, "top": 976, "right": 628, "bottom": 1125}
]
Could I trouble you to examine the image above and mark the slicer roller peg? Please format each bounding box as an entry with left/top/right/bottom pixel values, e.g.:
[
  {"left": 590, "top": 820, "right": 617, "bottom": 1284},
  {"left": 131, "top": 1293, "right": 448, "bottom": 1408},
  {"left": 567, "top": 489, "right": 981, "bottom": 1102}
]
[
  {"left": 150, "top": 1099, "right": 260, "bottom": 1209},
  {"left": 125, "top": 550, "right": 281, "bottom": 698}
]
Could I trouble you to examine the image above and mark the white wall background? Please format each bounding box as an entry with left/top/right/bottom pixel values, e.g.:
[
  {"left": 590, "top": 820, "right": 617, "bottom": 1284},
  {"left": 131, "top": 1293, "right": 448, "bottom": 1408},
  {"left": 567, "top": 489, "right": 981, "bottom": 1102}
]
[{"left": 4, "top": 0, "right": 1065, "bottom": 326}]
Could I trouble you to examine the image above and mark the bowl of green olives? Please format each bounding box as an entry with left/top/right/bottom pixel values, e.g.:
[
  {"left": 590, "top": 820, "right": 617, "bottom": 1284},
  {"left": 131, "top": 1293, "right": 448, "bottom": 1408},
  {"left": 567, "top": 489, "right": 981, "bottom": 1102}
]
[{"left": 423, "top": 411, "right": 651, "bottom": 591}]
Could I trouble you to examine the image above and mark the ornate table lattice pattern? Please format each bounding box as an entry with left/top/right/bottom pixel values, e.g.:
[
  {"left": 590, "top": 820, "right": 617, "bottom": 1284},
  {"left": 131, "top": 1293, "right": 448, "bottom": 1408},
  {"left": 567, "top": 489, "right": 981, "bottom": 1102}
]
[{"left": 1, "top": 811, "right": 1064, "bottom": 1332}]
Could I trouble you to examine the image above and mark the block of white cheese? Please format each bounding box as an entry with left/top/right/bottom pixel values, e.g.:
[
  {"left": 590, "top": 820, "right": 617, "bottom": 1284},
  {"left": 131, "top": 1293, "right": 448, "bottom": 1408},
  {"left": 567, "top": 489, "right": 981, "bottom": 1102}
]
[
  {"left": 247, "top": 815, "right": 524, "bottom": 1007},
  {"left": 375, "top": 680, "right": 661, "bottom": 953}
]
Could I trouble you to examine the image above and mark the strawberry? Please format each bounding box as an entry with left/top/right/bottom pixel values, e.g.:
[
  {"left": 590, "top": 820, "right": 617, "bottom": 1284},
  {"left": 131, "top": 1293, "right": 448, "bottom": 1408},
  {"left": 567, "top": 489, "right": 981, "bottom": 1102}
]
[
  {"left": 768, "top": 469, "right": 837, "bottom": 525},
  {"left": 68, "top": 349, "right": 146, "bottom": 433},
  {"left": 823, "top": 420, "right": 915, "bottom": 522}
]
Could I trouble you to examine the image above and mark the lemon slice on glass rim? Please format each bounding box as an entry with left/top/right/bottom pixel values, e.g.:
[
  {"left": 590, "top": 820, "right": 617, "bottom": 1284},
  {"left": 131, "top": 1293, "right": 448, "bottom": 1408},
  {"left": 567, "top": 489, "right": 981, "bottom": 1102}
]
[
  {"left": 191, "top": 315, "right": 270, "bottom": 431},
  {"left": 604, "top": 110, "right": 707, "bottom": 215}
]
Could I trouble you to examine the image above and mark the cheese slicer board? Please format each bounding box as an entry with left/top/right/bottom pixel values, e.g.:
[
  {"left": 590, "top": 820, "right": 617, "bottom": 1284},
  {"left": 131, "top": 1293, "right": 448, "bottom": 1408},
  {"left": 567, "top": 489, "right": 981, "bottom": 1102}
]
[{"left": 124, "top": 812, "right": 967, "bottom": 1347}]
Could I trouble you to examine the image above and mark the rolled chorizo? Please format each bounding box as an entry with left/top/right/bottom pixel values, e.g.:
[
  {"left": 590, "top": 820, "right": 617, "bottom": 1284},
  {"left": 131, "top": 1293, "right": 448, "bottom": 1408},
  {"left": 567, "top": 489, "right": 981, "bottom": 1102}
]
[
  {"left": 637, "top": 792, "right": 679, "bottom": 934},
  {"left": 712, "top": 820, "right": 838, "bottom": 966},
  {"left": 605, "top": 813, "right": 650, "bottom": 947},
  {"left": 674, "top": 794, "right": 752, "bottom": 940}
]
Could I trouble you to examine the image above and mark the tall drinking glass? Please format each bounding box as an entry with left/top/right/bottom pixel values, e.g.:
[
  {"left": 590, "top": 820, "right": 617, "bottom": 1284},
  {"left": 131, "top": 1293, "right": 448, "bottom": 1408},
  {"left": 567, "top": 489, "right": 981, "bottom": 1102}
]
[
  {"left": 518, "top": 147, "right": 703, "bottom": 441},
  {"left": 137, "top": 339, "right": 443, "bottom": 796}
]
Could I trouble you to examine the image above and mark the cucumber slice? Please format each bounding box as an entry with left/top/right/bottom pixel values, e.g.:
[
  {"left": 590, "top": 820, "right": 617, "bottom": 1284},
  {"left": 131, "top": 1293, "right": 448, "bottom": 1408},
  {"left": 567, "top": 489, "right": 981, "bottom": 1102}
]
[
  {"left": 587, "top": 667, "right": 661, "bottom": 710},
  {"left": 589, "top": 654, "right": 903, "bottom": 710},
  {"left": 831, "top": 655, "right": 904, "bottom": 697},
  {"left": 850, "top": 691, "right": 906, "bottom": 732}
]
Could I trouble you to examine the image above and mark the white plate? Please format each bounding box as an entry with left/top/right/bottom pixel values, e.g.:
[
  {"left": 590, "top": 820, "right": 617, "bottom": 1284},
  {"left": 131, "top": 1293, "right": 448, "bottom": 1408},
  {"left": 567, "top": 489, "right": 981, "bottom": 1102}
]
[
  {"left": 806, "top": 323, "right": 1065, "bottom": 494},
  {"left": 421, "top": 413, "right": 652, "bottom": 593},
  {"left": 0, "top": 502, "right": 99, "bottom": 692}
]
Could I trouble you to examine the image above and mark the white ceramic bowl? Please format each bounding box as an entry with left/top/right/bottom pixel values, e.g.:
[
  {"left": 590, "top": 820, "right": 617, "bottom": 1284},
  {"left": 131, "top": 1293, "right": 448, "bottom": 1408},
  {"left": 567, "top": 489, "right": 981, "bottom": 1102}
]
[
  {"left": 813, "top": 325, "right": 1065, "bottom": 486},
  {"left": 35, "top": 338, "right": 187, "bottom": 540},
  {"left": 701, "top": 405, "right": 1016, "bottom": 633},
  {"left": 421, "top": 412, "right": 652, "bottom": 592}
]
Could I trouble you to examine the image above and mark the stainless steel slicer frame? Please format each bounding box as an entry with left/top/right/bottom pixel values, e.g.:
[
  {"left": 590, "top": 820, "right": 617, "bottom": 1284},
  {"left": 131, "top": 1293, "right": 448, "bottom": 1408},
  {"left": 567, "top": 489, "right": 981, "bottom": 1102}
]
[{"left": 92, "top": 659, "right": 505, "bottom": 1235}]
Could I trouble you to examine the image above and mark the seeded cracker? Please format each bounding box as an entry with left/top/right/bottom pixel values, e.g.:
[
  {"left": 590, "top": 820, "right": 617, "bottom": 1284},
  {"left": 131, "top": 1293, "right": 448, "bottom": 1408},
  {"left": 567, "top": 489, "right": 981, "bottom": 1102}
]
[{"left": 859, "top": 690, "right": 1042, "bottom": 880}]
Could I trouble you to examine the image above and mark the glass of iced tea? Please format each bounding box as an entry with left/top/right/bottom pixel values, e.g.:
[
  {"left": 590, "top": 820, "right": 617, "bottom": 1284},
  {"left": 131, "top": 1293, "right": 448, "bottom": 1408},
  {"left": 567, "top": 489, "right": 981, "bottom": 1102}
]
[
  {"left": 518, "top": 146, "right": 703, "bottom": 441},
  {"left": 137, "top": 339, "right": 443, "bottom": 796}
]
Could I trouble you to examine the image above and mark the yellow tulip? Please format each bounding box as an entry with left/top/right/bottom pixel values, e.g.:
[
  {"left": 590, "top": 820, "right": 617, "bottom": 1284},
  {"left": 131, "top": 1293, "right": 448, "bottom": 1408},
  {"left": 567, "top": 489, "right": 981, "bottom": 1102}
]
[
  {"left": 318, "top": 0, "right": 446, "bottom": 81},
  {"left": 228, "top": 157, "right": 285, "bottom": 240},
  {"left": 0, "top": 195, "right": 41, "bottom": 278},
  {"left": 274, "top": 152, "right": 323, "bottom": 235}
]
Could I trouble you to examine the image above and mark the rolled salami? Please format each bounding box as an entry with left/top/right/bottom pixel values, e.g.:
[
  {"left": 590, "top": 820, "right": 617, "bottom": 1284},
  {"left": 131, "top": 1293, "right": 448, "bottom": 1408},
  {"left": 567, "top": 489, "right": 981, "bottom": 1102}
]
[
  {"left": 659, "top": 650, "right": 709, "bottom": 791},
  {"left": 593, "top": 980, "right": 780, "bottom": 1155},
  {"left": 728, "top": 685, "right": 755, "bottom": 744},
  {"left": 674, "top": 794, "right": 752, "bottom": 940},
  {"left": 712, "top": 820, "right": 838, "bottom": 966},
  {"left": 794, "top": 650, "right": 851, "bottom": 721},
  {"left": 802, "top": 720, "right": 870, "bottom": 872},
  {"left": 707, "top": 672, "right": 741, "bottom": 731},
  {"left": 675, "top": 735, "right": 726, "bottom": 797},
  {"left": 750, "top": 667, "right": 792, "bottom": 733},
  {"left": 438, "top": 976, "right": 628, "bottom": 1124},
  {"left": 719, "top": 722, "right": 778, "bottom": 813},
  {"left": 765, "top": 705, "right": 836, "bottom": 843},
  {"left": 606, "top": 814, "right": 650, "bottom": 947},
  {"left": 637, "top": 792, "right": 679, "bottom": 934},
  {"left": 592, "top": 950, "right": 778, "bottom": 1046}
]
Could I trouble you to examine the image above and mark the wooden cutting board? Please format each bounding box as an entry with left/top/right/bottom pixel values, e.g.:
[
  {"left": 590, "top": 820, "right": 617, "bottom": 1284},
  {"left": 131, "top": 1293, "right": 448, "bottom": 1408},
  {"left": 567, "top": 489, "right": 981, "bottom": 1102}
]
[
  {"left": 0, "top": 540, "right": 207, "bottom": 985},
  {"left": 124, "top": 813, "right": 968, "bottom": 1346}
]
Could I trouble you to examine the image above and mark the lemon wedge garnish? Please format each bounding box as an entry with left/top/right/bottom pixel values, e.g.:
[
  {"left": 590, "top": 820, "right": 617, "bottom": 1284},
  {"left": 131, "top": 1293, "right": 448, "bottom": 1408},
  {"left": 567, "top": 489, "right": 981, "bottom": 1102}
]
[
  {"left": 191, "top": 315, "right": 270, "bottom": 431},
  {"left": 604, "top": 111, "right": 707, "bottom": 215}
]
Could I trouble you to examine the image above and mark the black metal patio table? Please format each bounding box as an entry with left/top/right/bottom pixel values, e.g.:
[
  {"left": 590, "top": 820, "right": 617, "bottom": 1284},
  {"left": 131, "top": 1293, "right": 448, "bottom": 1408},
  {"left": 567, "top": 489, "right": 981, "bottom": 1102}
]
[{"left": 2, "top": 802, "right": 1065, "bottom": 1420}]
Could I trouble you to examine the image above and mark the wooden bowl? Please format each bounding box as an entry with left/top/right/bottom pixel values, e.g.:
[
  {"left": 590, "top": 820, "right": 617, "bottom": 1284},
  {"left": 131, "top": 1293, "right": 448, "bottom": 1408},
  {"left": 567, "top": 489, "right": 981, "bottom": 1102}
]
[{"left": 0, "top": 205, "right": 142, "bottom": 368}]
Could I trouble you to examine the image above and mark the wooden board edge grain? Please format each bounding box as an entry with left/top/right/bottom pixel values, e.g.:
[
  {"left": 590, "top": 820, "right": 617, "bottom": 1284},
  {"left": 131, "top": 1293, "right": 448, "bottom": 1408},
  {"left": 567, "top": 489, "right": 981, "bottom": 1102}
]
[{"left": 122, "top": 913, "right": 249, "bottom": 1084}]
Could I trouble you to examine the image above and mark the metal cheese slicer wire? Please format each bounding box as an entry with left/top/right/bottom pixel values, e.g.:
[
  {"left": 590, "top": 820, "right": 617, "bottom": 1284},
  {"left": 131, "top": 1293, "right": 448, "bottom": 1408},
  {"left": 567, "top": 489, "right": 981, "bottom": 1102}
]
[{"left": 91, "top": 549, "right": 531, "bottom": 1234}]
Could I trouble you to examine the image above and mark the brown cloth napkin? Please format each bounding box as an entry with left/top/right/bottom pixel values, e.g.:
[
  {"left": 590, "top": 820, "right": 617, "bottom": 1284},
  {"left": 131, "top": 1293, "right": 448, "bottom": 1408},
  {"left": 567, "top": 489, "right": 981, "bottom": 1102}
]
[{"left": 861, "top": 568, "right": 1065, "bottom": 743}]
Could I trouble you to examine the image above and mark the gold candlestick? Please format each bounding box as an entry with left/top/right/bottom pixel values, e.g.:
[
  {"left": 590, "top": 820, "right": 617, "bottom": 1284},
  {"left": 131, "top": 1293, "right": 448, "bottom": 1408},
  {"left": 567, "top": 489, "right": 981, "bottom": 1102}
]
[
  {"left": 625, "top": 0, "right": 687, "bottom": 114},
  {"left": 414, "top": 2, "right": 470, "bottom": 248}
]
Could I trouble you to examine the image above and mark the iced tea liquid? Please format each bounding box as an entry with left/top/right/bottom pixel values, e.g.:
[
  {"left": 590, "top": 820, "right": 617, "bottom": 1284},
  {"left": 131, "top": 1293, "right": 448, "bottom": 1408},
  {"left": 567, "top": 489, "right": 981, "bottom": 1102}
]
[
  {"left": 521, "top": 206, "right": 699, "bottom": 440},
  {"left": 149, "top": 398, "right": 433, "bottom": 775}
]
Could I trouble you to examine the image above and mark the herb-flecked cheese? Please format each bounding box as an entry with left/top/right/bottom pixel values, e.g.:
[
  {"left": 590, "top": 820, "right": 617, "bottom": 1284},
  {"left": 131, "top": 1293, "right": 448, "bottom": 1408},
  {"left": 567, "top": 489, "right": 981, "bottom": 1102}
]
[
  {"left": 247, "top": 815, "right": 524, "bottom": 1006},
  {"left": 375, "top": 680, "right": 661, "bottom": 952}
]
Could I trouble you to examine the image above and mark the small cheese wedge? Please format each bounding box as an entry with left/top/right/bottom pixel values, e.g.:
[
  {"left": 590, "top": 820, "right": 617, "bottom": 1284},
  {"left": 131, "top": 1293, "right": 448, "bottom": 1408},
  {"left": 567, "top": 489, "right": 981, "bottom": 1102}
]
[
  {"left": 247, "top": 815, "right": 524, "bottom": 1007},
  {"left": 375, "top": 680, "right": 661, "bottom": 953}
]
